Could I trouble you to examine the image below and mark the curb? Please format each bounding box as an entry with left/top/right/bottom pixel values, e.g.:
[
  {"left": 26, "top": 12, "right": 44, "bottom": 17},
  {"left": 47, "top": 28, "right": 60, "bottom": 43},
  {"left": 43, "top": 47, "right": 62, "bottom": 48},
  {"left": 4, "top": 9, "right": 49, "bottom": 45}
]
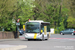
[
  {"left": 50, "top": 38, "right": 75, "bottom": 40},
  {"left": 0, "top": 38, "right": 20, "bottom": 41}
]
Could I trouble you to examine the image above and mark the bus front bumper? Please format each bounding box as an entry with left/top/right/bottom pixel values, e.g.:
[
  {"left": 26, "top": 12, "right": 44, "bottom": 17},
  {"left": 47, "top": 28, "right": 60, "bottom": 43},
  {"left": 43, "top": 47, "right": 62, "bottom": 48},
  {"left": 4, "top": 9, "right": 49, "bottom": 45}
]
[{"left": 25, "top": 35, "right": 42, "bottom": 39}]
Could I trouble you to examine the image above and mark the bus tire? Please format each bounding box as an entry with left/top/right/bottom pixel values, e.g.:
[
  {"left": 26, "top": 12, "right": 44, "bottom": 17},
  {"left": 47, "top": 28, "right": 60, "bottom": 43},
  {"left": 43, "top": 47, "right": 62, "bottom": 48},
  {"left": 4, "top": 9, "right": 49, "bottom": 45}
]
[
  {"left": 40, "top": 35, "right": 44, "bottom": 41},
  {"left": 28, "top": 39, "right": 31, "bottom": 41},
  {"left": 45, "top": 34, "right": 49, "bottom": 40}
]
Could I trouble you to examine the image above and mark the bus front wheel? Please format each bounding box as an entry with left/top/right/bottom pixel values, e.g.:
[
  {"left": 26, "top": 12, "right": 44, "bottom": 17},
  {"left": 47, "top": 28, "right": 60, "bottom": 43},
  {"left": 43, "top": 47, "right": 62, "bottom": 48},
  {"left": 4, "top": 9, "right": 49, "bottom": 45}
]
[
  {"left": 45, "top": 34, "right": 49, "bottom": 40},
  {"left": 40, "top": 35, "right": 44, "bottom": 41},
  {"left": 28, "top": 39, "right": 31, "bottom": 41}
]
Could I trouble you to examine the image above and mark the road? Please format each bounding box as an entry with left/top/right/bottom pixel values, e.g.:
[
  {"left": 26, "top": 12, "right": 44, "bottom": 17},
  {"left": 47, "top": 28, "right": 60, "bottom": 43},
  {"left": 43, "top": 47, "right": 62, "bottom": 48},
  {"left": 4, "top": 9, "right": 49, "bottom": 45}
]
[
  {"left": 0, "top": 34, "right": 75, "bottom": 50},
  {"left": 50, "top": 34, "right": 75, "bottom": 38}
]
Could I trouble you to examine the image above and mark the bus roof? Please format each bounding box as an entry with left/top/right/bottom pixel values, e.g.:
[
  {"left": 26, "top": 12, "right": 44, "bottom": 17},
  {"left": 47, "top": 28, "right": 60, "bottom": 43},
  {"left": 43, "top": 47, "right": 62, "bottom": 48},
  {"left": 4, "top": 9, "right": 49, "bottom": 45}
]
[
  {"left": 25, "top": 20, "right": 50, "bottom": 24},
  {"left": 29, "top": 20, "right": 44, "bottom": 23}
]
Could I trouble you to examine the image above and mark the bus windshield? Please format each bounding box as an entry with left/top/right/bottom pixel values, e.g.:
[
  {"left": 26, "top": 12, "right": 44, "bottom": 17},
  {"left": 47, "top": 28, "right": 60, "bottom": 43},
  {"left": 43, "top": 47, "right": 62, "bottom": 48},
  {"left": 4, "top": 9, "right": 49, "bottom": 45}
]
[{"left": 26, "top": 22, "right": 40, "bottom": 33}]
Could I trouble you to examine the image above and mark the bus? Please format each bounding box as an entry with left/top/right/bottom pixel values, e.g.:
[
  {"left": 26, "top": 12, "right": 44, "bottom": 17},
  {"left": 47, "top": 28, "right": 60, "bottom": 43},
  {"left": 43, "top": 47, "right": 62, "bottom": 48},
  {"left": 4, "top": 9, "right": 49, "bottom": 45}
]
[{"left": 24, "top": 20, "right": 50, "bottom": 41}]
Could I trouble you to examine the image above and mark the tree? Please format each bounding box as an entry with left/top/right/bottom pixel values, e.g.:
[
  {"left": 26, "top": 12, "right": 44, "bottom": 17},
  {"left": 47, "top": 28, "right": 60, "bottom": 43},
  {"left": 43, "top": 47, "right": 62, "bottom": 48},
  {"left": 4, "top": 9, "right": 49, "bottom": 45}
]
[
  {"left": 0, "top": 0, "right": 18, "bottom": 31},
  {"left": 17, "top": 0, "right": 35, "bottom": 28},
  {"left": 0, "top": 0, "right": 35, "bottom": 31},
  {"left": 63, "top": 0, "right": 75, "bottom": 28},
  {"left": 0, "top": 0, "right": 74, "bottom": 32}
]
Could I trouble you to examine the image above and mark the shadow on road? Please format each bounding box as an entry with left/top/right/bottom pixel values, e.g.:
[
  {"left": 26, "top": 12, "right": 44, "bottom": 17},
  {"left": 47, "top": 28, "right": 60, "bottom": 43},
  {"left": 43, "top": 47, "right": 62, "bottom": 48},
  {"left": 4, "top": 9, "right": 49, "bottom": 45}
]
[{"left": 21, "top": 39, "right": 48, "bottom": 41}]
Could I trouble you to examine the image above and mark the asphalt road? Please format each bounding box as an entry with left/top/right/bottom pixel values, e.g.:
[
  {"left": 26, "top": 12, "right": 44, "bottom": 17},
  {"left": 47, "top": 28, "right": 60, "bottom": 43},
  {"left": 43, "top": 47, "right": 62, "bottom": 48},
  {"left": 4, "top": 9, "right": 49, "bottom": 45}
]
[
  {"left": 0, "top": 34, "right": 75, "bottom": 50},
  {"left": 50, "top": 34, "right": 75, "bottom": 38}
]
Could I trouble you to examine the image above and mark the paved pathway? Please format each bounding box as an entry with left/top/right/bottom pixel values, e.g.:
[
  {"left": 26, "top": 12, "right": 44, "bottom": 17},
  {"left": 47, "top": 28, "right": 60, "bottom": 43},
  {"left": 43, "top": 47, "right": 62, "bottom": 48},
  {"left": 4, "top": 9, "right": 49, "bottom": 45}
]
[{"left": 0, "top": 45, "right": 27, "bottom": 50}]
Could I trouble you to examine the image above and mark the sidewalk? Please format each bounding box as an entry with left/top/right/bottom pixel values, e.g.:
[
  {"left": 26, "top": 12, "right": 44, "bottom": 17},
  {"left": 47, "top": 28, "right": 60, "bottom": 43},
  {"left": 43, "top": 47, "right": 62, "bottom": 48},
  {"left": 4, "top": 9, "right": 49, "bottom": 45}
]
[
  {"left": 0, "top": 35, "right": 26, "bottom": 41},
  {"left": 0, "top": 38, "right": 19, "bottom": 41},
  {"left": 0, "top": 38, "right": 27, "bottom": 50},
  {"left": 0, "top": 45, "right": 27, "bottom": 50}
]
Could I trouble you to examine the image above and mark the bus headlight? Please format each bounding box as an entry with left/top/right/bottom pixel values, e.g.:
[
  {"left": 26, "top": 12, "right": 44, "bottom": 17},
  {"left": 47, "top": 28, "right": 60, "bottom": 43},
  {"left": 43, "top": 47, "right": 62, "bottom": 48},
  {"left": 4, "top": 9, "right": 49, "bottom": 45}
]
[{"left": 37, "top": 34, "right": 40, "bottom": 36}]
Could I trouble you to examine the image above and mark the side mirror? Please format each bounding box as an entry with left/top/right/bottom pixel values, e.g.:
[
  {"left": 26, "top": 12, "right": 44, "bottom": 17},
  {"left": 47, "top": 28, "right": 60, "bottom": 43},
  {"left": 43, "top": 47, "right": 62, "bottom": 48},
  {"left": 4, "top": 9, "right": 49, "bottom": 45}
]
[{"left": 41, "top": 30, "right": 43, "bottom": 33}]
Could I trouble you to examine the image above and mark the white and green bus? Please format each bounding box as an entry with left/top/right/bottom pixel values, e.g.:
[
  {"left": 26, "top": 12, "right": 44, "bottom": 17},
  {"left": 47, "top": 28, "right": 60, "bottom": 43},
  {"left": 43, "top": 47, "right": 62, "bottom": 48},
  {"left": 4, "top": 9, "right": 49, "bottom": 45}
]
[{"left": 24, "top": 20, "right": 50, "bottom": 41}]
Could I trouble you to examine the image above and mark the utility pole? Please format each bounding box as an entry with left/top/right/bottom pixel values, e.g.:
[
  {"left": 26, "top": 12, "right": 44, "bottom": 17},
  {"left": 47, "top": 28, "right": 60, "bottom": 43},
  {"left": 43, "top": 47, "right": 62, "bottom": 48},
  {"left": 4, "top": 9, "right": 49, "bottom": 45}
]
[
  {"left": 54, "top": 21, "right": 56, "bottom": 28},
  {"left": 16, "top": 19, "right": 20, "bottom": 38},
  {"left": 64, "top": 14, "right": 68, "bottom": 28}
]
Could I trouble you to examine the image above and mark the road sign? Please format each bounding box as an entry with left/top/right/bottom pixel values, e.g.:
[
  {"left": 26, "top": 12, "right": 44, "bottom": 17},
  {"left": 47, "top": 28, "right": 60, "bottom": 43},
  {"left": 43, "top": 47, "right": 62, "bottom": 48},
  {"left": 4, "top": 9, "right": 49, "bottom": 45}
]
[
  {"left": 17, "top": 19, "right": 20, "bottom": 23},
  {"left": 28, "top": 19, "right": 31, "bottom": 22},
  {"left": 16, "top": 23, "right": 20, "bottom": 26}
]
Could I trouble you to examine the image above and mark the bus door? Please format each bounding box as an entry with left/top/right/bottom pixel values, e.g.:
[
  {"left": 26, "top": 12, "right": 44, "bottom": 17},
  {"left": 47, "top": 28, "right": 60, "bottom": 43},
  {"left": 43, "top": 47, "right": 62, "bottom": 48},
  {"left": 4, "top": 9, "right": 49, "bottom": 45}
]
[
  {"left": 41, "top": 22, "right": 50, "bottom": 37},
  {"left": 41, "top": 24, "right": 47, "bottom": 35},
  {"left": 44, "top": 26, "right": 47, "bottom": 35}
]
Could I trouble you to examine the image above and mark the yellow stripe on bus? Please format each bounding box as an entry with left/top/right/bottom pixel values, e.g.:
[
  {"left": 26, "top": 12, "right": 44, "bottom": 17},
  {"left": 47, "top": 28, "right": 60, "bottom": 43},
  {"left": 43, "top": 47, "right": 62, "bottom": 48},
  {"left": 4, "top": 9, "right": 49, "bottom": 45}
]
[
  {"left": 44, "top": 26, "right": 47, "bottom": 35},
  {"left": 49, "top": 32, "right": 50, "bottom": 38},
  {"left": 34, "top": 33, "right": 37, "bottom": 39},
  {"left": 23, "top": 25, "right": 25, "bottom": 31}
]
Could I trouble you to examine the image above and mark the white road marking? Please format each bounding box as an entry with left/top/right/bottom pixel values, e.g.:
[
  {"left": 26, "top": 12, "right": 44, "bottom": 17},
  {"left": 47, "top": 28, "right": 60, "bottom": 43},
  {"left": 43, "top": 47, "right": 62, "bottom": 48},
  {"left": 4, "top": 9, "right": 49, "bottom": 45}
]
[
  {"left": 54, "top": 46, "right": 74, "bottom": 49},
  {"left": 0, "top": 45, "right": 27, "bottom": 50}
]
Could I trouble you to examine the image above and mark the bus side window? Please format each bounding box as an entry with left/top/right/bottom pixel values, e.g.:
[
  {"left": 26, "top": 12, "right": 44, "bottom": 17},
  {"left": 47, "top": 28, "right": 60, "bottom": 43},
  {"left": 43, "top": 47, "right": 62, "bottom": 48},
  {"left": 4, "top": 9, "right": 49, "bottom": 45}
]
[
  {"left": 41, "top": 27, "right": 44, "bottom": 32},
  {"left": 41, "top": 25, "right": 44, "bottom": 32},
  {"left": 47, "top": 25, "right": 50, "bottom": 32}
]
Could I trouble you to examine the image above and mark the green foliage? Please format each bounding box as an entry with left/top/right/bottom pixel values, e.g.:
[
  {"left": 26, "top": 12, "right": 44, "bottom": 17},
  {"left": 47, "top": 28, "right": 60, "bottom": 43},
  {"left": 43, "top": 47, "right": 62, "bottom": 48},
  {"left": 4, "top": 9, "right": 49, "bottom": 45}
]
[
  {"left": 18, "top": 0, "right": 35, "bottom": 26},
  {"left": 0, "top": 0, "right": 18, "bottom": 31},
  {"left": 58, "top": 21, "right": 65, "bottom": 31},
  {"left": 67, "top": 17, "right": 75, "bottom": 28},
  {"left": 55, "top": 19, "right": 65, "bottom": 33},
  {"left": 0, "top": 0, "right": 75, "bottom": 32},
  {"left": 0, "top": 0, "right": 35, "bottom": 31},
  {"left": 33, "top": 0, "right": 69, "bottom": 33}
]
